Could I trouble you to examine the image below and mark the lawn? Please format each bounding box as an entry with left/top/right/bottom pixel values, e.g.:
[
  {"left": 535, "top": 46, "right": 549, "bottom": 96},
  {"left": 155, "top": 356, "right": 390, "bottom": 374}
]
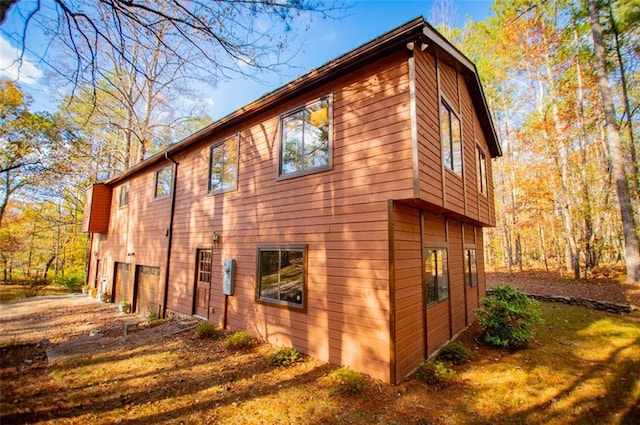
[
  {"left": 1, "top": 302, "right": 639, "bottom": 424},
  {"left": 0, "top": 283, "right": 74, "bottom": 304}
]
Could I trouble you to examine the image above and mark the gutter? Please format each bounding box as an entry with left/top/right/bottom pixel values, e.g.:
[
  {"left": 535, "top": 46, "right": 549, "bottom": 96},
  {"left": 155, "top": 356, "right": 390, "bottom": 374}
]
[{"left": 161, "top": 152, "right": 179, "bottom": 318}]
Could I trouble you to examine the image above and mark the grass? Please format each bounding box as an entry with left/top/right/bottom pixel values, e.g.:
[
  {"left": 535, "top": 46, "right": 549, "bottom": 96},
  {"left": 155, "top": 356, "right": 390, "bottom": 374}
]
[
  {"left": 2, "top": 303, "right": 639, "bottom": 424},
  {"left": 0, "top": 283, "right": 74, "bottom": 304}
]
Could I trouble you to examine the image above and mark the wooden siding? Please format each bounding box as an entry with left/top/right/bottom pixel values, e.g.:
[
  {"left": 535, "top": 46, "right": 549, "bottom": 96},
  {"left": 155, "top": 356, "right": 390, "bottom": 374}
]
[
  {"left": 95, "top": 166, "right": 172, "bottom": 306},
  {"left": 158, "top": 51, "right": 415, "bottom": 383},
  {"left": 448, "top": 220, "right": 466, "bottom": 334},
  {"left": 414, "top": 48, "right": 496, "bottom": 226},
  {"left": 82, "top": 184, "right": 112, "bottom": 233},
  {"left": 414, "top": 47, "right": 443, "bottom": 207},
  {"left": 423, "top": 212, "right": 450, "bottom": 355},
  {"left": 392, "top": 202, "right": 424, "bottom": 381}
]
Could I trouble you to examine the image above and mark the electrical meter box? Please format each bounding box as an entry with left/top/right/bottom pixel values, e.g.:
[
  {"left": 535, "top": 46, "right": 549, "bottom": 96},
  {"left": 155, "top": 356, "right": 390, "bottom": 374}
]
[{"left": 222, "top": 259, "right": 236, "bottom": 296}]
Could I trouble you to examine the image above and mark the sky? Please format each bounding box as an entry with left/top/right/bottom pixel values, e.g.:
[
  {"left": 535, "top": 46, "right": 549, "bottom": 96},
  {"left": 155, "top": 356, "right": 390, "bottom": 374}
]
[{"left": 0, "top": 0, "right": 494, "bottom": 119}]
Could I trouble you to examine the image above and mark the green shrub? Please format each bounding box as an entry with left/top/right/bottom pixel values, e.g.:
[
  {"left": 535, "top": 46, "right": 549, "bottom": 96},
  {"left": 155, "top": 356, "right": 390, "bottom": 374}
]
[
  {"left": 268, "top": 346, "right": 302, "bottom": 367},
  {"left": 414, "top": 361, "right": 457, "bottom": 388},
  {"left": 226, "top": 331, "right": 253, "bottom": 349},
  {"left": 477, "top": 284, "right": 543, "bottom": 349},
  {"left": 437, "top": 341, "right": 472, "bottom": 365},
  {"left": 195, "top": 322, "right": 221, "bottom": 339},
  {"left": 54, "top": 271, "right": 86, "bottom": 291},
  {"left": 329, "top": 366, "right": 365, "bottom": 396}
]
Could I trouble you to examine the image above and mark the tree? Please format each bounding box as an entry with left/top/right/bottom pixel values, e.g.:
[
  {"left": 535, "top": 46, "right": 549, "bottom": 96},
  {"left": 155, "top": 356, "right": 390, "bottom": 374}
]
[
  {"left": 0, "top": 80, "right": 73, "bottom": 227},
  {"left": 2, "top": 0, "right": 342, "bottom": 96},
  {"left": 588, "top": 0, "right": 640, "bottom": 283}
]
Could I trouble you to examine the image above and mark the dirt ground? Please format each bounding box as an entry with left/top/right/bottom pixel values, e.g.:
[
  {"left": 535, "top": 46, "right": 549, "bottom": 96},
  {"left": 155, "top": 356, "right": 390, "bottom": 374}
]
[
  {"left": 486, "top": 270, "right": 640, "bottom": 307},
  {"left": 1, "top": 273, "right": 639, "bottom": 424}
]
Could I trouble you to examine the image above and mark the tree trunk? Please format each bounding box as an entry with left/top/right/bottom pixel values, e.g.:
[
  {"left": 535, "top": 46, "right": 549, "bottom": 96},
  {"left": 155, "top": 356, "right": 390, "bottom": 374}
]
[{"left": 589, "top": 0, "right": 640, "bottom": 283}]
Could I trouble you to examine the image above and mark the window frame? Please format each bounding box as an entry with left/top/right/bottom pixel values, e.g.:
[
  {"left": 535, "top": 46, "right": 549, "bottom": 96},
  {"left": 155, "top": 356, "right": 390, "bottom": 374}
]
[
  {"left": 424, "top": 248, "right": 449, "bottom": 306},
  {"left": 256, "top": 244, "right": 307, "bottom": 311},
  {"left": 208, "top": 134, "right": 240, "bottom": 195},
  {"left": 476, "top": 145, "right": 488, "bottom": 196},
  {"left": 154, "top": 166, "right": 173, "bottom": 199},
  {"left": 119, "top": 184, "right": 129, "bottom": 208},
  {"left": 440, "top": 98, "right": 463, "bottom": 175},
  {"left": 277, "top": 95, "right": 333, "bottom": 180},
  {"left": 465, "top": 248, "right": 478, "bottom": 288}
]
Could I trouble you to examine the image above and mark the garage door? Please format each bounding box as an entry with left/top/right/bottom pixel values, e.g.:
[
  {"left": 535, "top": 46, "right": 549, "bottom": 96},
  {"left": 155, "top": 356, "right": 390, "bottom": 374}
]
[
  {"left": 135, "top": 265, "right": 160, "bottom": 317},
  {"left": 113, "top": 262, "right": 131, "bottom": 304}
]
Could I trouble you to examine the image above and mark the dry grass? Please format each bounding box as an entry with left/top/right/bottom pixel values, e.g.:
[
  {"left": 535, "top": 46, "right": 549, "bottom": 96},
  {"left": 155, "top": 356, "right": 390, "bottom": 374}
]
[{"left": 2, "top": 300, "right": 639, "bottom": 424}]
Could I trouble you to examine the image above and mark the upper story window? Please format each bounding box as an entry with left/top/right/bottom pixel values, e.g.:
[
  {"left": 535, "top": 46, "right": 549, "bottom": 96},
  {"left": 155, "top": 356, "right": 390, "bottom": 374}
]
[
  {"left": 209, "top": 135, "right": 239, "bottom": 194},
  {"left": 440, "top": 100, "right": 462, "bottom": 174},
  {"left": 154, "top": 167, "right": 172, "bottom": 199},
  {"left": 279, "top": 96, "right": 332, "bottom": 178},
  {"left": 425, "top": 248, "right": 449, "bottom": 305},
  {"left": 119, "top": 184, "right": 129, "bottom": 208},
  {"left": 476, "top": 146, "right": 487, "bottom": 195},
  {"left": 257, "top": 245, "right": 306, "bottom": 310}
]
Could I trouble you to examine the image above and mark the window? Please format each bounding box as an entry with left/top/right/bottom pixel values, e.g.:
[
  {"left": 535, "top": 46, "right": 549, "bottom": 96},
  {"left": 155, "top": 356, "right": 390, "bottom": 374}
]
[
  {"left": 257, "top": 245, "right": 306, "bottom": 309},
  {"left": 440, "top": 100, "right": 462, "bottom": 174},
  {"left": 119, "top": 184, "right": 129, "bottom": 208},
  {"left": 477, "top": 146, "right": 487, "bottom": 195},
  {"left": 154, "top": 167, "right": 172, "bottom": 199},
  {"left": 209, "top": 135, "right": 239, "bottom": 194},
  {"left": 465, "top": 249, "right": 478, "bottom": 288},
  {"left": 279, "top": 96, "right": 331, "bottom": 177},
  {"left": 425, "top": 248, "right": 449, "bottom": 305}
]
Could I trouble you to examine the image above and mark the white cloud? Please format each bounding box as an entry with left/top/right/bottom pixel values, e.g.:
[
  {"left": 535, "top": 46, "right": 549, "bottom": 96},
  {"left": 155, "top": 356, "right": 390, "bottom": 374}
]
[{"left": 0, "top": 36, "right": 43, "bottom": 85}]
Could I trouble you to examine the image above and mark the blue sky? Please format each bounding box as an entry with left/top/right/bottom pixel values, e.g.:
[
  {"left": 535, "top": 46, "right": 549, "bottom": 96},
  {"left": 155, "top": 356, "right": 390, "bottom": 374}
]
[{"left": 0, "top": 0, "right": 494, "bottom": 118}]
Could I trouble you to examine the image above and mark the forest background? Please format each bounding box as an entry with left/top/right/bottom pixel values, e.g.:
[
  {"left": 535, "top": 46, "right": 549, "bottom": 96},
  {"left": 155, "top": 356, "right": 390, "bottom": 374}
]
[{"left": 0, "top": 0, "right": 639, "bottom": 288}]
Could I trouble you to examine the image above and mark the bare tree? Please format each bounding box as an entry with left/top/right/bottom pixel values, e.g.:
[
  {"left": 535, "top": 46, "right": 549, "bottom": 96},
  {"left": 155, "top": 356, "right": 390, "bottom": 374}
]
[{"left": 1, "top": 0, "right": 342, "bottom": 97}]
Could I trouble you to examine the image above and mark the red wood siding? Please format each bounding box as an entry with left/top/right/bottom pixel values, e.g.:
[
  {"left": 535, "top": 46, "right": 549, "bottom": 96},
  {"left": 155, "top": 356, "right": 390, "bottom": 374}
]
[
  {"left": 392, "top": 202, "right": 424, "bottom": 381},
  {"left": 414, "top": 49, "right": 496, "bottom": 226},
  {"left": 159, "top": 51, "right": 414, "bottom": 383},
  {"left": 448, "top": 220, "right": 466, "bottom": 334},
  {"left": 414, "top": 48, "right": 443, "bottom": 207},
  {"left": 82, "top": 184, "right": 112, "bottom": 233}
]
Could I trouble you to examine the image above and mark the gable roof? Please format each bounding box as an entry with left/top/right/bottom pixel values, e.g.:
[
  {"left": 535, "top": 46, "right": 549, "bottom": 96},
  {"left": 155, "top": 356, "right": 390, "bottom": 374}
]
[{"left": 107, "top": 16, "right": 501, "bottom": 185}]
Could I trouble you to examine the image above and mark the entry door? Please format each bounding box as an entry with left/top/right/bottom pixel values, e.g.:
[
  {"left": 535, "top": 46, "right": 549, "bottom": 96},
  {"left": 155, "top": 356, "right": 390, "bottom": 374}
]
[{"left": 194, "top": 249, "right": 212, "bottom": 318}]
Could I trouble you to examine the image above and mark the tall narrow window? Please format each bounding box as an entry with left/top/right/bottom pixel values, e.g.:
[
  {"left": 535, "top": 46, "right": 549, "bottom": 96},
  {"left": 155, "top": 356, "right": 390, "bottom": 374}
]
[
  {"left": 465, "top": 249, "right": 478, "bottom": 288},
  {"left": 279, "top": 96, "right": 331, "bottom": 177},
  {"left": 257, "top": 245, "right": 306, "bottom": 309},
  {"left": 424, "top": 248, "right": 449, "bottom": 305},
  {"left": 154, "top": 167, "right": 172, "bottom": 199},
  {"left": 119, "top": 184, "right": 129, "bottom": 208},
  {"left": 477, "top": 146, "right": 487, "bottom": 195},
  {"left": 209, "top": 135, "right": 239, "bottom": 194},
  {"left": 440, "top": 100, "right": 462, "bottom": 174}
]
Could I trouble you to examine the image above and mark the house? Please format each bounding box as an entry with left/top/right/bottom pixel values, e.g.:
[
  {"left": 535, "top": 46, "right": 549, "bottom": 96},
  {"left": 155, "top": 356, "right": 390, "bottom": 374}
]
[{"left": 82, "top": 17, "right": 501, "bottom": 384}]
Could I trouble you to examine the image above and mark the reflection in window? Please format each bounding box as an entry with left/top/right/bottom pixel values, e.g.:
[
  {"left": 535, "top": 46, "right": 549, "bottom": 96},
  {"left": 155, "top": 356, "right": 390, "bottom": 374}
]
[
  {"left": 440, "top": 100, "right": 462, "bottom": 174},
  {"left": 477, "top": 146, "right": 487, "bottom": 195},
  {"left": 209, "top": 135, "right": 239, "bottom": 194},
  {"left": 119, "top": 184, "right": 129, "bottom": 207},
  {"left": 466, "top": 249, "right": 478, "bottom": 288},
  {"left": 280, "top": 97, "right": 331, "bottom": 177},
  {"left": 258, "top": 247, "right": 305, "bottom": 308},
  {"left": 154, "top": 167, "right": 172, "bottom": 199},
  {"left": 425, "top": 248, "right": 449, "bottom": 305}
]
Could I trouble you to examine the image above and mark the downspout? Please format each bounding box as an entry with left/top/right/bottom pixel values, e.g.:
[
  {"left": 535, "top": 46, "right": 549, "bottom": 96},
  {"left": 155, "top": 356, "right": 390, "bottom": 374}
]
[{"left": 162, "top": 152, "right": 179, "bottom": 318}]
